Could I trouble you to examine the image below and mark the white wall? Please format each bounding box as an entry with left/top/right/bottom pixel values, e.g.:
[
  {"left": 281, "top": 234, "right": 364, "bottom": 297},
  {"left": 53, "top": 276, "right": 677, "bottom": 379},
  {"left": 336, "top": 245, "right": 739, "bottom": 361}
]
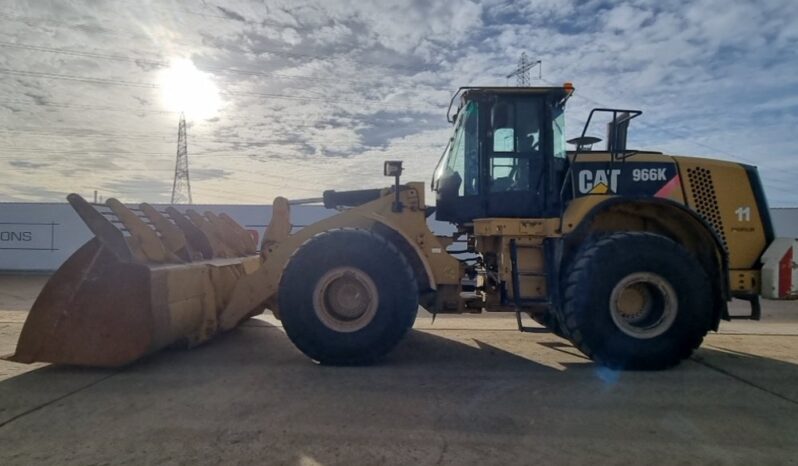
[
  {"left": 2, "top": 201, "right": 794, "bottom": 272},
  {"left": 772, "top": 208, "right": 798, "bottom": 238}
]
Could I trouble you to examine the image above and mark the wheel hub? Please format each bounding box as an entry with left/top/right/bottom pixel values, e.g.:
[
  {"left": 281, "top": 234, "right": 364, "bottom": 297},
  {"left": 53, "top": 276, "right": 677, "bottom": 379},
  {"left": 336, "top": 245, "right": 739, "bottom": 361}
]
[
  {"left": 615, "top": 283, "right": 651, "bottom": 321},
  {"left": 609, "top": 272, "right": 678, "bottom": 339},
  {"left": 313, "top": 267, "right": 378, "bottom": 333}
]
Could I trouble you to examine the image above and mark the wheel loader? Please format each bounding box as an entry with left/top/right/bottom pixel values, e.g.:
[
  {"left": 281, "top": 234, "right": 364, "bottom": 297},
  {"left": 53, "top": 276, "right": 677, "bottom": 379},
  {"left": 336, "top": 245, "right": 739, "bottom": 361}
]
[{"left": 5, "top": 84, "right": 788, "bottom": 370}]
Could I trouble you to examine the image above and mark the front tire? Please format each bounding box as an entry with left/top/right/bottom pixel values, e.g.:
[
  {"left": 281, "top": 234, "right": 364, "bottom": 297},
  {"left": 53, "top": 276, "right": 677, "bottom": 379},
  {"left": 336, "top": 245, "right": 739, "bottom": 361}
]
[
  {"left": 561, "top": 232, "right": 713, "bottom": 370},
  {"left": 278, "top": 229, "right": 418, "bottom": 365}
]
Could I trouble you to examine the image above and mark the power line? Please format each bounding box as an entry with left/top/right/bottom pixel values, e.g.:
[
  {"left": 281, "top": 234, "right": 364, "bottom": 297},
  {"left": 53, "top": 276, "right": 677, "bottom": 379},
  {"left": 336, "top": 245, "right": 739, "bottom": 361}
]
[
  {"left": 0, "top": 123, "right": 445, "bottom": 150},
  {"left": 0, "top": 68, "right": 157, "bottom": 89},
  {"left": 0, "top": 149, "right": 176, "bottom": 157},
  {"left": 2, "top": 140, "right": 793, "bottom": 192},
  {"left": 4, "top": 76, "right": 794, "bottom": 184},
  {"left": 0, "top": 98, "right": 178, "bottom": 115},
  {"left": 551, "top": 79, "right": 764, "bottom": 166},
  {"left": 0, "top": 143, "right": 438, "bottom": 158},
  {"left": 0, "top": 157, "right": 332, "bottom": 188},
  {"left": 0, "top": 12, "right": 452, "bottom": 79},
  {"left": 0, "top": 40, "right": 381, "bottom": 87},
  {"left": 0, "top": 67, "right": 411, "bottom": 108},
  {"left": 0, "top": 102, "right": 363, "bottom": 128}
]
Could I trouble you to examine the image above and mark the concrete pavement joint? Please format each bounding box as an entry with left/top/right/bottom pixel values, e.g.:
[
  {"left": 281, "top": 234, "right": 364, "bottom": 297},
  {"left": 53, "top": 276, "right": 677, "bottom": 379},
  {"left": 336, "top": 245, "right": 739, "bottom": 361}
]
[
  {"left": 419, "top": 328, "right": 522, "bottom": 332},
  {"left": 691, "top": 351, "right": 798, "bottom": 406},
  {"left": 0, "top": 371, "right": 119, "bottom": 429}
]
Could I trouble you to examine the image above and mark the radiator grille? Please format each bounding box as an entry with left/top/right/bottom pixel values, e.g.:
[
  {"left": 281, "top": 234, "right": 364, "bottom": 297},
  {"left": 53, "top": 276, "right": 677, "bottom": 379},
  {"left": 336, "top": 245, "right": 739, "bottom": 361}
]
[{"left": 687, "top": 167, "right": 727, "bottom": 249}]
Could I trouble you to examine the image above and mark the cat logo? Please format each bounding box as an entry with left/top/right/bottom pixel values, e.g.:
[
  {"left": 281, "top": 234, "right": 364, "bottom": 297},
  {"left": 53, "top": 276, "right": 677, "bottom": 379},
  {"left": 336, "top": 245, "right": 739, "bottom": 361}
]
[{"left": 578, "top": 169, "right": 621, "bottom": 194}]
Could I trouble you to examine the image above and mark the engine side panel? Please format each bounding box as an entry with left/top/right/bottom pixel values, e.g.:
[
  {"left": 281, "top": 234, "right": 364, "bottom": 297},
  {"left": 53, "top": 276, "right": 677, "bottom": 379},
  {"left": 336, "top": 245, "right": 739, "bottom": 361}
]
[
  {"left": 569, "top": 152, "right": 685, "bottom": 203},
  {"left": 675, "top": 156, "right": 769, "bottom": 269}
]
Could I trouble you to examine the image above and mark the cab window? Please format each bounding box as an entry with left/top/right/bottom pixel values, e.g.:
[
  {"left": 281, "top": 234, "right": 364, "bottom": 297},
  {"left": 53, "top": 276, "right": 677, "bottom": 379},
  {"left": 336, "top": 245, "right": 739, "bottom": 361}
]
[
  {"left": 493, "top": 128, "right": 514, "bottom": 152},
  {"left": 488, "top": 98, "right": 542, "bottom": 192},
  {"left": 440, "top": 102, "right": 479, "bottom": 196}
]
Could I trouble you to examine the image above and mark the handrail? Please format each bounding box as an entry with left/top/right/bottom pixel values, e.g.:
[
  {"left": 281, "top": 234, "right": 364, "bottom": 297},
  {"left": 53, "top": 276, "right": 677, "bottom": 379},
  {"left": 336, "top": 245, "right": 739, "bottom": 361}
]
[
  {"left": 558, "top": 108, "right": 642, "bottom": 228},
  {"left": 446, "top": 87, "right": 467, "bottom": 123}
]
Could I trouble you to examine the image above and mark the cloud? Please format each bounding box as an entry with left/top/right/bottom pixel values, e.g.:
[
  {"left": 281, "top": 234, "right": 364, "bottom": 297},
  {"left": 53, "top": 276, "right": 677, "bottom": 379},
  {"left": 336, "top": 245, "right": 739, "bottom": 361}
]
[
  {"left": 603, "top": 4, "right": 654, "bottom": 31},
  {"left": 8, "top": 160, "right": 51, "bottom": 169},
  {"left": 216, "top": 6, "right": 247, "bottom": 22},
  {"left": 0, "top": 0, "right": 796, "bottom": 207}
]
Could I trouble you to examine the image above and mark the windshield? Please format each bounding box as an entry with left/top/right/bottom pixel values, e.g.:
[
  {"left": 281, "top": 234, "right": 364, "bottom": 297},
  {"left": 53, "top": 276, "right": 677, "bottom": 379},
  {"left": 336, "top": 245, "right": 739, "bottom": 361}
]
[{"left": 433, "top": 101, "right": 479, "bottom": 196}]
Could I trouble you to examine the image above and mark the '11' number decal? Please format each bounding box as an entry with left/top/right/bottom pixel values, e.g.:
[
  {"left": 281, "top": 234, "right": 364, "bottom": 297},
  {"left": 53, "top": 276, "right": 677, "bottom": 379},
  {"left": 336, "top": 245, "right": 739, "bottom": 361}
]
[{"left": 735, "top": 206, "right": 751, "bottom": 222}]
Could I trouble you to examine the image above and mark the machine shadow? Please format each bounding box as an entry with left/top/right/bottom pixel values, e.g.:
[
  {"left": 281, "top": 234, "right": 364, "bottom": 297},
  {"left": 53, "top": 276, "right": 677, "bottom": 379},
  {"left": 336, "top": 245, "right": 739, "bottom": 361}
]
[
  {"left": 144, "top": 321, "right": 576, "bottom": 373},
  {"left": 2, "top": 320, "right": 798, "bottom": 466},
  {"left": 3, "top": 319, "right": 798, "bottom": 402},
  {"left": 0, "top": 320, "right": 569, "bottom": 389},
  {"left": 690, "top": 345, "right": 798, "bottom": 403}
]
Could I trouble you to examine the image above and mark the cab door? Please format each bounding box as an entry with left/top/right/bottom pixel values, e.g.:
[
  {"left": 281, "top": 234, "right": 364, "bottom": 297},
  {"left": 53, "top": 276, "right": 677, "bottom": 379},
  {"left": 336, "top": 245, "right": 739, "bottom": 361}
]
[{"left": 482, "top": 96, "right": 547, "bottom": 218}]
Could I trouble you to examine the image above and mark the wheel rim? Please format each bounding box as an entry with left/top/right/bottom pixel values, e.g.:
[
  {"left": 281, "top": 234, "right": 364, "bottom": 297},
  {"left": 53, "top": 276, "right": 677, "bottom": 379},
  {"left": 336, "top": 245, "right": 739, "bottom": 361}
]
[
  {"left": 313, "top": 267, "right": 379, "bottom": 333},
  {"left": 609, "top": 272, "right": 678, "bottom": 339}
]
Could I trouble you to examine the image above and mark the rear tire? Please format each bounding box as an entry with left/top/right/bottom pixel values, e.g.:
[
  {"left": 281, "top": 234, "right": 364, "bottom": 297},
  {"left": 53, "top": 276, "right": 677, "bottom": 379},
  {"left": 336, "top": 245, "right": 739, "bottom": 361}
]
[
  {"left": 533, "top": 312, "right": 567, "bottom": 339},
  {"left": 278, "top": 229, "right": 418, "bottom": 365},
  {"left": 561, "top": 232, "right": 713, "bottom": 370}
]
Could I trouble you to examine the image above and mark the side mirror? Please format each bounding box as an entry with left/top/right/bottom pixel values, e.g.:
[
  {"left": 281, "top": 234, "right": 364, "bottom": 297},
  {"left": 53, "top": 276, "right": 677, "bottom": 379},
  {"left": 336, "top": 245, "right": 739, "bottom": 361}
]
[
  {"left": 437, "top": 170, "right": 462, "bottom": 197},
  {"left": 384, "top": 160, "right": 403, "bottom": 177},
  {"left": 607, "top": 112, "right": 630, "bottom": 156}
]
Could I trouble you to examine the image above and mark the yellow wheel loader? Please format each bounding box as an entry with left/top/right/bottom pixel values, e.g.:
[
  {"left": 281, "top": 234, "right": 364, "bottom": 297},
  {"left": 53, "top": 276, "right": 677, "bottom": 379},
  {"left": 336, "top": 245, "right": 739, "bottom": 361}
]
[{"left": 5, "top": 84, "right": 786, "bottom": 370}]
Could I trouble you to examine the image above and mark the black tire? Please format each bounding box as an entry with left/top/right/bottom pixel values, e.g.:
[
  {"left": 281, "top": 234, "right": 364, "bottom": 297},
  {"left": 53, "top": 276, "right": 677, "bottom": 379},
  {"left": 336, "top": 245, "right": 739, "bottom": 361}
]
[
  {"left": 532, "top": 312, "right": 567, "bottom": 339},
  {"left": 561, "top": 232, "right": 713, "bottom": 370},
  {"left": 278, "top": 229, "right": 418, "bottom": 365}
]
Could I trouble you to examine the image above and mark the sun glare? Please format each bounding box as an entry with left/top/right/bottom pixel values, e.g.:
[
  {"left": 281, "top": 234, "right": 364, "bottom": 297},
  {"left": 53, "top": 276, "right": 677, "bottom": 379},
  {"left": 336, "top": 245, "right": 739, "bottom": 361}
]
[{"left": 159, "top": 58, "right": 221, "bottom": 120}]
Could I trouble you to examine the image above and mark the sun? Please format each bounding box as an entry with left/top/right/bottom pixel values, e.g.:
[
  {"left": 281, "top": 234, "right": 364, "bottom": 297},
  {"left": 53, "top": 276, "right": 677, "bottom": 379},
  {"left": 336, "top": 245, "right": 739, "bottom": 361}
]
[{"left": 159, "top": 58, "right": 221, "bottom": 120}]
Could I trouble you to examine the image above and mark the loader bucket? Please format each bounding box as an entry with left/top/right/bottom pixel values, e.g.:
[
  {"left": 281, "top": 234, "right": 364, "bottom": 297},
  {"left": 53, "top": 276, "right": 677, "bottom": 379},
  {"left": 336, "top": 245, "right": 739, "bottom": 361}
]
[{"left": 4, "top": 194, "right": 267, "bottom": 367}]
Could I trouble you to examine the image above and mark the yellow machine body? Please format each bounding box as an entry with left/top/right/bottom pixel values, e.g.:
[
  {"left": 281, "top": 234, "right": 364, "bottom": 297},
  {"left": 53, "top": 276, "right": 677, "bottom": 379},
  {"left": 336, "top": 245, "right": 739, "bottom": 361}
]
[
  {"left": 5, "top": 195, "right": 264, "bottom": 367},
  {"left": 5, "top": 185, "right": 461, "bottom": 367},
  {"left": 5, "top": 85, "right": 781, "bottom": 369}
]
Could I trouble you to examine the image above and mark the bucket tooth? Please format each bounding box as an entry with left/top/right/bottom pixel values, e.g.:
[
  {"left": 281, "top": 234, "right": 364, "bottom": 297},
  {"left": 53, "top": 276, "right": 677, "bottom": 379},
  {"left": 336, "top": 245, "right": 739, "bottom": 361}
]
[
  {"left": 140, "top": 203, "right": 193, "bottom": 262},
  {"left": 106, "top": 198, "right": 177, "bottom": 264},
  {"left": 219, "top": 213, "right": 257, "bottom": 255},
  {"left": 185, "top": 209, "right": 236, "bottom": 258},
  {"left": 204, "top": 212, "right": 250, "bottom": 256},
  {"left": 67, "top": 193, "right": 133, "bottom": 262},
  {"left": 165, "top": 206, "right": 214, "bottom": 260}
]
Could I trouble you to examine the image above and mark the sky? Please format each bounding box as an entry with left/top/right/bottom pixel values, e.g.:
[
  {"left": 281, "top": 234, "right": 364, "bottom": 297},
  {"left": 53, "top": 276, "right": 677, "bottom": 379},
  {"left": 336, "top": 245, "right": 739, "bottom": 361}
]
[{"left": 0, "top": 0, "right": 797, "bottom": 206}]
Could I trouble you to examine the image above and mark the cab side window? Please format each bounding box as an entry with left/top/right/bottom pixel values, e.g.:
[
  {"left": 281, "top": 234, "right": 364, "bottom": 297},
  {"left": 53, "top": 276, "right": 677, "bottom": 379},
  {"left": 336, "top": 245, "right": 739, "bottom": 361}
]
[
  {"left": 493, "top": 128, "right": 514, "bottom": 152},
  {"left": 444, "top": 102, "right": 479, "bottom": 196},
  {"left": 488, "top": 98, "right": 541, "bottom": 192},
  {"left": 492, "top": 102, "right": 515, "bottom": 153}
]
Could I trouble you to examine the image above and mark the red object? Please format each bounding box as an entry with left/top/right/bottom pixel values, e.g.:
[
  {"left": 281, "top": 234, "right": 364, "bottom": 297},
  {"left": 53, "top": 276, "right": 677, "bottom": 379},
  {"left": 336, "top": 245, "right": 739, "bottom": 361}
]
[
  {"left": 247, "top": 229, "right": 259, "bottom": 245},
  {"left": 655, "top": 174, "right": 681, "bottom": 199},
  {"left": 779, "top": 247, "right": 793, "bottom": 298}
]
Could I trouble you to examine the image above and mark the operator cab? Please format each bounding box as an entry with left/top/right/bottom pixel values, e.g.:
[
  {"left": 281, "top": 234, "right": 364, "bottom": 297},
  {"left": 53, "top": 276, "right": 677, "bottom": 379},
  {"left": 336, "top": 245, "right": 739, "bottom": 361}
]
[{"left": 432, "top": 86, "right": 572, "bottom": 224}]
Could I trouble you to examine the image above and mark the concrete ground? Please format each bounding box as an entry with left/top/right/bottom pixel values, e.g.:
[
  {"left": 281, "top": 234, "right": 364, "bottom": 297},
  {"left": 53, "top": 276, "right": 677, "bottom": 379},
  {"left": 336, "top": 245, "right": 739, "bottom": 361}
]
[{"left": 0, "top": 275, "right": 797, "bottom": 465}]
